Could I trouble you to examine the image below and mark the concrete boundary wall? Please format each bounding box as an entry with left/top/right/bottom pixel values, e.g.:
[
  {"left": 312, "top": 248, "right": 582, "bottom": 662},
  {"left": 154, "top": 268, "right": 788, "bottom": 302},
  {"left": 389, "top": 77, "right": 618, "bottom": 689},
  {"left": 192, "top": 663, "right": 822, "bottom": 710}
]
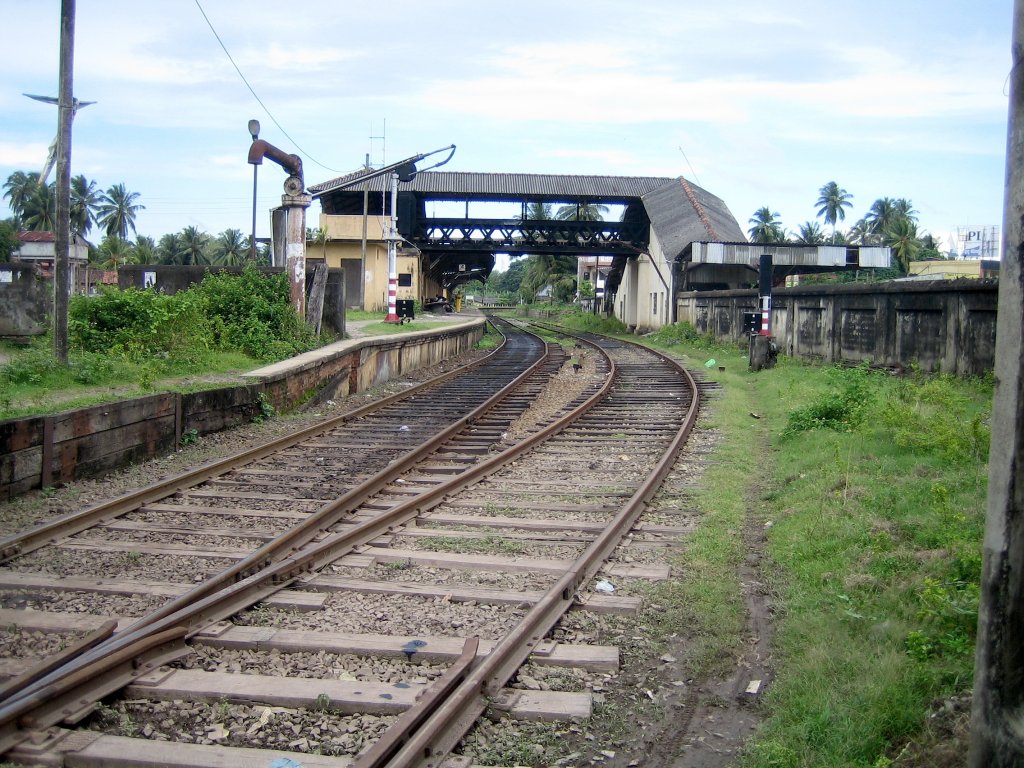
[
  {"left": 0, "top": 319, "right": 486, "bottom": 500},
  {"left": 677, "top": 279, "right": 998, "bottom": 376}
]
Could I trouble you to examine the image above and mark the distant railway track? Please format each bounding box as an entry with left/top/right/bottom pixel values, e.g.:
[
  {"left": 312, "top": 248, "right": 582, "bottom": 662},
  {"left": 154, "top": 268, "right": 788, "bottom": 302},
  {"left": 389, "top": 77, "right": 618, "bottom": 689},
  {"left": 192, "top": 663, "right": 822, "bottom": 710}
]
[{"left": 0, "top": 317, "right": 701, "bottom": 768}]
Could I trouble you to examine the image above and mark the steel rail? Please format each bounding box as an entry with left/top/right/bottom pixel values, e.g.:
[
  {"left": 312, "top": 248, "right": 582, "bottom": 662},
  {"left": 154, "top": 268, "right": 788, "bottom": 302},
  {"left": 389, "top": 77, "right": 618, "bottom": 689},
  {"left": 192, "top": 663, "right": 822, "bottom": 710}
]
[
  {"left": 366, "top": 325, "right": 701, "bottom": 768},
  {"left": 0, "top": 327, "right": 612, "bottom": 756},
  {"left": 0, "top": 319, "right": 509, "bottom": 564}
]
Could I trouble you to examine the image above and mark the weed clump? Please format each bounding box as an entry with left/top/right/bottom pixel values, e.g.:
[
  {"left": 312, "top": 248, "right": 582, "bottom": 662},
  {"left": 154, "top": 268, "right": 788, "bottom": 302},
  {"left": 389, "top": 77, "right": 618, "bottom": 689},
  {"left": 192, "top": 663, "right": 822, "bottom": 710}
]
[{"left": 781, "top": 363, "right": 874, "bottom": 438}]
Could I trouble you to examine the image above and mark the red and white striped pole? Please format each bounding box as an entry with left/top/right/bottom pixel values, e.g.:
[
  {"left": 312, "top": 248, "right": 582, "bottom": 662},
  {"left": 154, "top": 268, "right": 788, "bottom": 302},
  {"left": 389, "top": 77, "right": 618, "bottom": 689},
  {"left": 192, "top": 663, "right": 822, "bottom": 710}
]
[
  {"left": 385, "top": 172, "right": 400, "bottom": 323},
  {"left": 758, "top": 253, "right": 772, "bottom": 336}
]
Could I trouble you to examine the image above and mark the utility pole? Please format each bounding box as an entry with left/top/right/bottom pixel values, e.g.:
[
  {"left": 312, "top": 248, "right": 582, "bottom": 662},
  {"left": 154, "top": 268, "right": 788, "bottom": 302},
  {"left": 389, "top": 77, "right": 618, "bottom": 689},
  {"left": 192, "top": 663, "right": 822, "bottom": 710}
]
[
  {"left": 53, "top": 0, "right": 76, "bottom": 364},
  {"left": 969, "top": 1, "right": 1024, "bottom": 764}
]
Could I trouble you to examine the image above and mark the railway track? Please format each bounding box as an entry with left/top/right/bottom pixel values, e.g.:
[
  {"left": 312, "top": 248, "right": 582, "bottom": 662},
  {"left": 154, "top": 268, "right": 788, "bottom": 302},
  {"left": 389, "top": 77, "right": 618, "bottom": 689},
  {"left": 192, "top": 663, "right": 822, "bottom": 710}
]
[{"left": 0, "top": 319, "right": 701, "bottom": 768}]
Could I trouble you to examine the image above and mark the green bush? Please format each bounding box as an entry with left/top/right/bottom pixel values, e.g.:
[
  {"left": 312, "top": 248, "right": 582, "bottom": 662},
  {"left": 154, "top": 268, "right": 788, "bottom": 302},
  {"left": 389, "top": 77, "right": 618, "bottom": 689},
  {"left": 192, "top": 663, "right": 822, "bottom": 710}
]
[
  {"left": 69, "top": 287, "right": 210, "bottom": 362},
  {"left": 782, "top": 364, "right": 874, "bottom": 438},
  {"left": 880, "top": 375, "right": 990, "bottom": 464},
  {"left": 195, "top": 266, "right": 315, "bottom": 360}
]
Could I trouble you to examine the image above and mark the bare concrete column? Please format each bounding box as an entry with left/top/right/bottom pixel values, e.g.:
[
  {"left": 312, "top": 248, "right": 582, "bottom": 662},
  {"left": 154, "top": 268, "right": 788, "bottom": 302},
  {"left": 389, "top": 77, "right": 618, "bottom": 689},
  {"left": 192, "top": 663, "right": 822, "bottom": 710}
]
[
  {"left": 281, "top": 190, "right": 311, "bottom": 318},
  {"left": 969, "top": 2, "right": 1024, "bottom": 764}
]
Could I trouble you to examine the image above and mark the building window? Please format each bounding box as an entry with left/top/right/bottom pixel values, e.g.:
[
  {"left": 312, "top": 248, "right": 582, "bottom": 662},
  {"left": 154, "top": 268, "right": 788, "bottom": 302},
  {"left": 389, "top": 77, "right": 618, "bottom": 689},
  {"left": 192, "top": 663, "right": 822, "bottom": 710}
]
[
  {"left": 398, "top": 273, "right": 413, "bottom": 287},
  {"left": 652, "top": 292, "right": 658, "bottom": 315}
]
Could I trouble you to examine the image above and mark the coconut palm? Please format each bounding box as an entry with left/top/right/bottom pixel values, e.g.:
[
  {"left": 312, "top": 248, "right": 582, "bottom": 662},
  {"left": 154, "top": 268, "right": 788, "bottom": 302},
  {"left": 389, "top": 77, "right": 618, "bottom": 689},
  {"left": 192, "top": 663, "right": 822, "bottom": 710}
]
[
  {"left": 815, "top": 181, "right": 853, "bottom": 243},
  {"left": 180, "top": 225, "right": 210, "bottom": 266},
  {"left": 520, "top": 252, "right": 577, "bottom": 300},
  {"left": 157, "top": 232, "right": 186, "bottom": 264},
  {"left": 3, "top": 170, "right": 42, "bottom": 222},
  {"left": 96, "top": 235, "right": 137, "bottom": 270},
  {"left": 555, "top": 202, "right": 608, "bottom": 221},
  {"left": 213, "top": 228, "right": 247, "bottom": 266},
  {"left": 70, "top": 175, "right": 101, "bottom": 236},
  {"left": 748, "top": 207, "right": 786, "bottom": 242},
  {"left": 523, "top": 202, "right": 554, "bottom": 220},
  {"left": 796, "top": 221, "right": 825, "bottom": 245},
  {"left": 865, "top": 198, "right": 898, "bottom": 238},
  {"left": 884, "top": 218, "right": 922, "bottom": 274},
  {"left": 97, "top": 183, "right": 145, "bottom": 240},
  {"left": 20, "top": 182, "right": 56, "bottom": 231},
  {"left": 133, "top": 235, "right": 157, "bottom": 264},
  {"left": 893, "top": 198, "right": 918, "bottom": 224}
]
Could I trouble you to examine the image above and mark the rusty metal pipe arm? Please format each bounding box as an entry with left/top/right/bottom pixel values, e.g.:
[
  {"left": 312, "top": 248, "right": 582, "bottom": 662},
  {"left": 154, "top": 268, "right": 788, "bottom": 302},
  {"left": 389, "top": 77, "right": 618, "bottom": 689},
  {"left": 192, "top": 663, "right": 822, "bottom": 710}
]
[{"left": 247, "top": 139, "right": 303, "bottom": 184}]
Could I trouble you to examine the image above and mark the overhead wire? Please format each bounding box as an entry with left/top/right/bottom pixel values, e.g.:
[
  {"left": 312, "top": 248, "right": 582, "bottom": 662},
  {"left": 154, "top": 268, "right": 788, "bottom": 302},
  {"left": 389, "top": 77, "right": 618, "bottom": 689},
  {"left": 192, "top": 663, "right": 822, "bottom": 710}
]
[{"left": 192, "top": 0, "right": 345, "bottom": 174}]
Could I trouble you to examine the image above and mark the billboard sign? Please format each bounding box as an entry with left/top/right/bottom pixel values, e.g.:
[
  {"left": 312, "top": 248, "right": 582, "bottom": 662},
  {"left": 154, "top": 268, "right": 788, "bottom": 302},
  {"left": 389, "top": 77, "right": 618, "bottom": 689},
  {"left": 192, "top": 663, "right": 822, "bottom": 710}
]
[{"left": 956, "top": 226, "right": 1000, "bottom": 259}]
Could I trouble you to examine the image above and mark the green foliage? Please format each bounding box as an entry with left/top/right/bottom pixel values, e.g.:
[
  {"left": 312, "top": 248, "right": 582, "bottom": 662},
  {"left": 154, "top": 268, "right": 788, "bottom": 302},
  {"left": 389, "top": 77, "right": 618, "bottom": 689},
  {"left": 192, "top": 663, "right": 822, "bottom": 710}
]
[
  {"left": 904, "top": 577, "right": 979, "bottom": 662},
  {"left": 782, "top": 364, "right": 874, "bottom": 438},
  {"left": 180, "top": 428, "right": 199, "bottom": 446},
  {"left": 880, "top": 374, "right": 990, "bottom": 464},
  {"left": 69, "top": 286, "right": 210, "bottom": 363},
  {"left": 647, "top": 321, "right": 728, "bottom": 351},
  {"left": 251, "top": 392, "right": 275, "bottom": 423},
  {"left": 196, "top": 265, "right": 315, "bottom": 360}
]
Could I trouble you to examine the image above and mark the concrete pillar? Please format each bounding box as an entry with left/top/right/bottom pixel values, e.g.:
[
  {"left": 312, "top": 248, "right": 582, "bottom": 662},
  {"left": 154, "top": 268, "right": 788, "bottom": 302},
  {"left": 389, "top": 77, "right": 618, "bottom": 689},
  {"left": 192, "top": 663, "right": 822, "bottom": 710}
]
[
  {"left": 281, "top": 191, "right": 311, "bottom": 318},
  {"left": 969, "top": 1, "right": 1024, "bottom": 764}
]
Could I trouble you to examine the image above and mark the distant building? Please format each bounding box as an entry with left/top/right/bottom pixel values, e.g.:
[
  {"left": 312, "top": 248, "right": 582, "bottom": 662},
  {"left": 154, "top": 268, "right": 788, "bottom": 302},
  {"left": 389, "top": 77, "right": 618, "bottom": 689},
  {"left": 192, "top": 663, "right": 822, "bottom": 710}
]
[
  {"left": 13, "top": 231, "right": 90, "bottom": 288},
  {"left": 907, "top": 259, "right": 999, "bottom": 280}
]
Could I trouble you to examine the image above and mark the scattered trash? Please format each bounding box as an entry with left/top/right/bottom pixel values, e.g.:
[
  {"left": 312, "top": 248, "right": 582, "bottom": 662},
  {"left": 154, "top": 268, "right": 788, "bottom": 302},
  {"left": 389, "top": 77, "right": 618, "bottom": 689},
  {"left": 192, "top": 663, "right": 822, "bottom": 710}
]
[
  {"left": 595, "top": 580, "right": 616, "bottom": 594},
  {"left": 398, "top": 425, "right": 410, "bottom": 431},
  {"left": 704, "top": 358, "right": 717, "bottom": 367},
  {"left": 660, "top": 653, "right": 677, "bottom": 663},
  {"left": 749, "top": 412, "right": 761, "bottom": 419}
]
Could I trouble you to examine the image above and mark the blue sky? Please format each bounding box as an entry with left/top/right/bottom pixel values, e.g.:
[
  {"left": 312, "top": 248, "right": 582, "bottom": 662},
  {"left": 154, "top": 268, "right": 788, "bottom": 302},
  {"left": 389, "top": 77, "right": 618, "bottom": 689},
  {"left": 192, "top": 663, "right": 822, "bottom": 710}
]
[{"left": 0, "top": 1, "right": 1012, "bottom": 259}]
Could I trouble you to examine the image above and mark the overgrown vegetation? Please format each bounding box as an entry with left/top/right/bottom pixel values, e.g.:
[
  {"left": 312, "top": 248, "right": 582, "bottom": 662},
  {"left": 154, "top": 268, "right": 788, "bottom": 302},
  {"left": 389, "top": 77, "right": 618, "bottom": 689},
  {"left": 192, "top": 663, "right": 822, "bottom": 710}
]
[
  {"left": 628, "top": 328, "right": 991, "bottom": 766},
  {"left": 0, "top": 266, "right": 318, "bottom": 419}
]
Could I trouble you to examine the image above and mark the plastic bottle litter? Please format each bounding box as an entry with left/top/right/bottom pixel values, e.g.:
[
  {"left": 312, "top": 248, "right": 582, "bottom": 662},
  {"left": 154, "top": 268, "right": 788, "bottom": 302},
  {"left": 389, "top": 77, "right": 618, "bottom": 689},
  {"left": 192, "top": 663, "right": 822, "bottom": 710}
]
[{"left": 704, "top": 358, "right": 716, "bottom": 368}]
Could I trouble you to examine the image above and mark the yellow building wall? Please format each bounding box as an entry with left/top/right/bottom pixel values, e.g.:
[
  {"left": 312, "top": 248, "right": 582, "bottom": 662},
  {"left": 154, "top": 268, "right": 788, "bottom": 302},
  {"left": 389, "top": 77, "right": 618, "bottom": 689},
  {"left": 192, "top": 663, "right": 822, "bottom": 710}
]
[
  {"left": 908, "top": 260, "right": 983, "bottom": 279},
  {"left": 313, "top": 213, "right": 421, "bottom": 312}
]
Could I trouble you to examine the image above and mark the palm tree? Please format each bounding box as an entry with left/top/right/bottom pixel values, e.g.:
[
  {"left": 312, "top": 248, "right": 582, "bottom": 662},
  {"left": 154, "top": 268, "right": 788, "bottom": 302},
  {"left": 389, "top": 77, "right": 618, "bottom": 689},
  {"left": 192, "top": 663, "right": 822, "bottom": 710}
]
[
  {"left": 520, "top": 253, "right": 577, "bottom": 300},
  {"left": 884, "top": 218, "right": 921, "bottom": 274},
  {"left": 96, "top": 235, "right": 137, "bottom": 270},
  {"left": 70, "top": 175, "right": 101, "bottom": 236},
  {"left": 132, "top": 235, "right": 157, "bottom": 264},
  {"left": 555, "top": 202, "right": 608, "bottom": 221},
  {"left": 3, "top": 170, "right": 41, "bottom": 222},
  {"left": 865, "top": 198, "right": 897, "bottom": 239},
  {"left": 523, "top": 202, "right": 554, "bottom": 220},
  {"left": 21, "top": 182, "right": 56, "bottom": 231},
  {"left": 213, "top": 228, "right": 247, "bottom": 266},
  {"left": 748, "top": 207, "right": 786, "bottom": 242},
  {"left": 893, "top": 198, "right": 918, "bottom": 224},
  {"left": 815, "top": 181, "right": 853, "bottom": 243},
  {"left": 845, "top": 218, "right": 875, "bottom": 245},
  {"left": 157, "top": 232, "right": 186, "bottom": 264},
  {"left": 796, "top": 221, "right": 825, "bottom": 245},
  {"left": 180, "top": 225, "right": 210, "bottom": 266},
  {"left": 97, "top": 183, "right": 145, "bottom": 240}
]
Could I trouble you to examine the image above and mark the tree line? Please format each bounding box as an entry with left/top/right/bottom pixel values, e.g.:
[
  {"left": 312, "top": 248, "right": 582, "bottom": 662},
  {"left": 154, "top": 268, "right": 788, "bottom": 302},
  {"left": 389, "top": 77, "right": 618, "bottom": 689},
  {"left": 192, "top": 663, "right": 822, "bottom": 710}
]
[
  {"left": 747, "top": 181, "right": 947, "bottom": 273},
  {"left": 1, "top": 170, "right": 268, "bottom": 269}
]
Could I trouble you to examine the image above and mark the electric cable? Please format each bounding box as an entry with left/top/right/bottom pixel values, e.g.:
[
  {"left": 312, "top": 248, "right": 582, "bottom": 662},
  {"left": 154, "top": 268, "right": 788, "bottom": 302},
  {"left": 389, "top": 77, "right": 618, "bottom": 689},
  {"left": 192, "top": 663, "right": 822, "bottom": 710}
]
[{"left": 193, "top": 0, "right": 345, "bottom": 174}]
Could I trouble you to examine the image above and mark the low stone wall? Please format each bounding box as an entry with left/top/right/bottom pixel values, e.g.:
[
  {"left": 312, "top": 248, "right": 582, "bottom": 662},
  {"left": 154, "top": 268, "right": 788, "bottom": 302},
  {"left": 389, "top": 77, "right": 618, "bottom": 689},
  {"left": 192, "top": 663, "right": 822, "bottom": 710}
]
[
  {"left": 677, "top": 279, "right": 998, "bottom": 375},
  {"left": 0, "top": 319, "right": 486, "bottom": 500},
  {"left": 0, "top": 263, "right": 49, "bottom": 338}
]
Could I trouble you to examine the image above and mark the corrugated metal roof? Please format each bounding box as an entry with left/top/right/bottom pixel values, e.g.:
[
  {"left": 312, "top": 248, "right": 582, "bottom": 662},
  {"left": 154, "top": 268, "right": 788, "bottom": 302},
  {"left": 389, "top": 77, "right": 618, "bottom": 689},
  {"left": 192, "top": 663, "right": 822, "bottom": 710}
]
[
  {"left": 309, "top": 170, "right": 677, "bottom": 200},
  {"left": 642, "top": 179, "right": 746, "bottom": 260}
]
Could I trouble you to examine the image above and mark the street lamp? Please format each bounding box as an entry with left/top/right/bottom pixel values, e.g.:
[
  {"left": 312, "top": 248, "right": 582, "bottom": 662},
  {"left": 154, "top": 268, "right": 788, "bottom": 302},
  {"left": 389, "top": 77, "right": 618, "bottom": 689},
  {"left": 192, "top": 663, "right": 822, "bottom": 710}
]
[{"left": 248, "top": 119, "right": 260, "bottom": 262}]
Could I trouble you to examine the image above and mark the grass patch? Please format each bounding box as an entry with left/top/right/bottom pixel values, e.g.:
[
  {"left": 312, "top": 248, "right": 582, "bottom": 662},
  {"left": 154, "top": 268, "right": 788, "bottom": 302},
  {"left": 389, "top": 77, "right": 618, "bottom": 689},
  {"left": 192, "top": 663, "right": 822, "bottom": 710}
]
[
  {"left": 610, "top": 323, "right": 989, "bottom": 766},
  {"left": 741, "top": 360, "right": 988, "bottom": 766},
  {"left": 0, "top": 338, "right": 259, "bottom": 420},
  {"left": 418, "top": 534, "right": 527, "bottom": 556}
]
